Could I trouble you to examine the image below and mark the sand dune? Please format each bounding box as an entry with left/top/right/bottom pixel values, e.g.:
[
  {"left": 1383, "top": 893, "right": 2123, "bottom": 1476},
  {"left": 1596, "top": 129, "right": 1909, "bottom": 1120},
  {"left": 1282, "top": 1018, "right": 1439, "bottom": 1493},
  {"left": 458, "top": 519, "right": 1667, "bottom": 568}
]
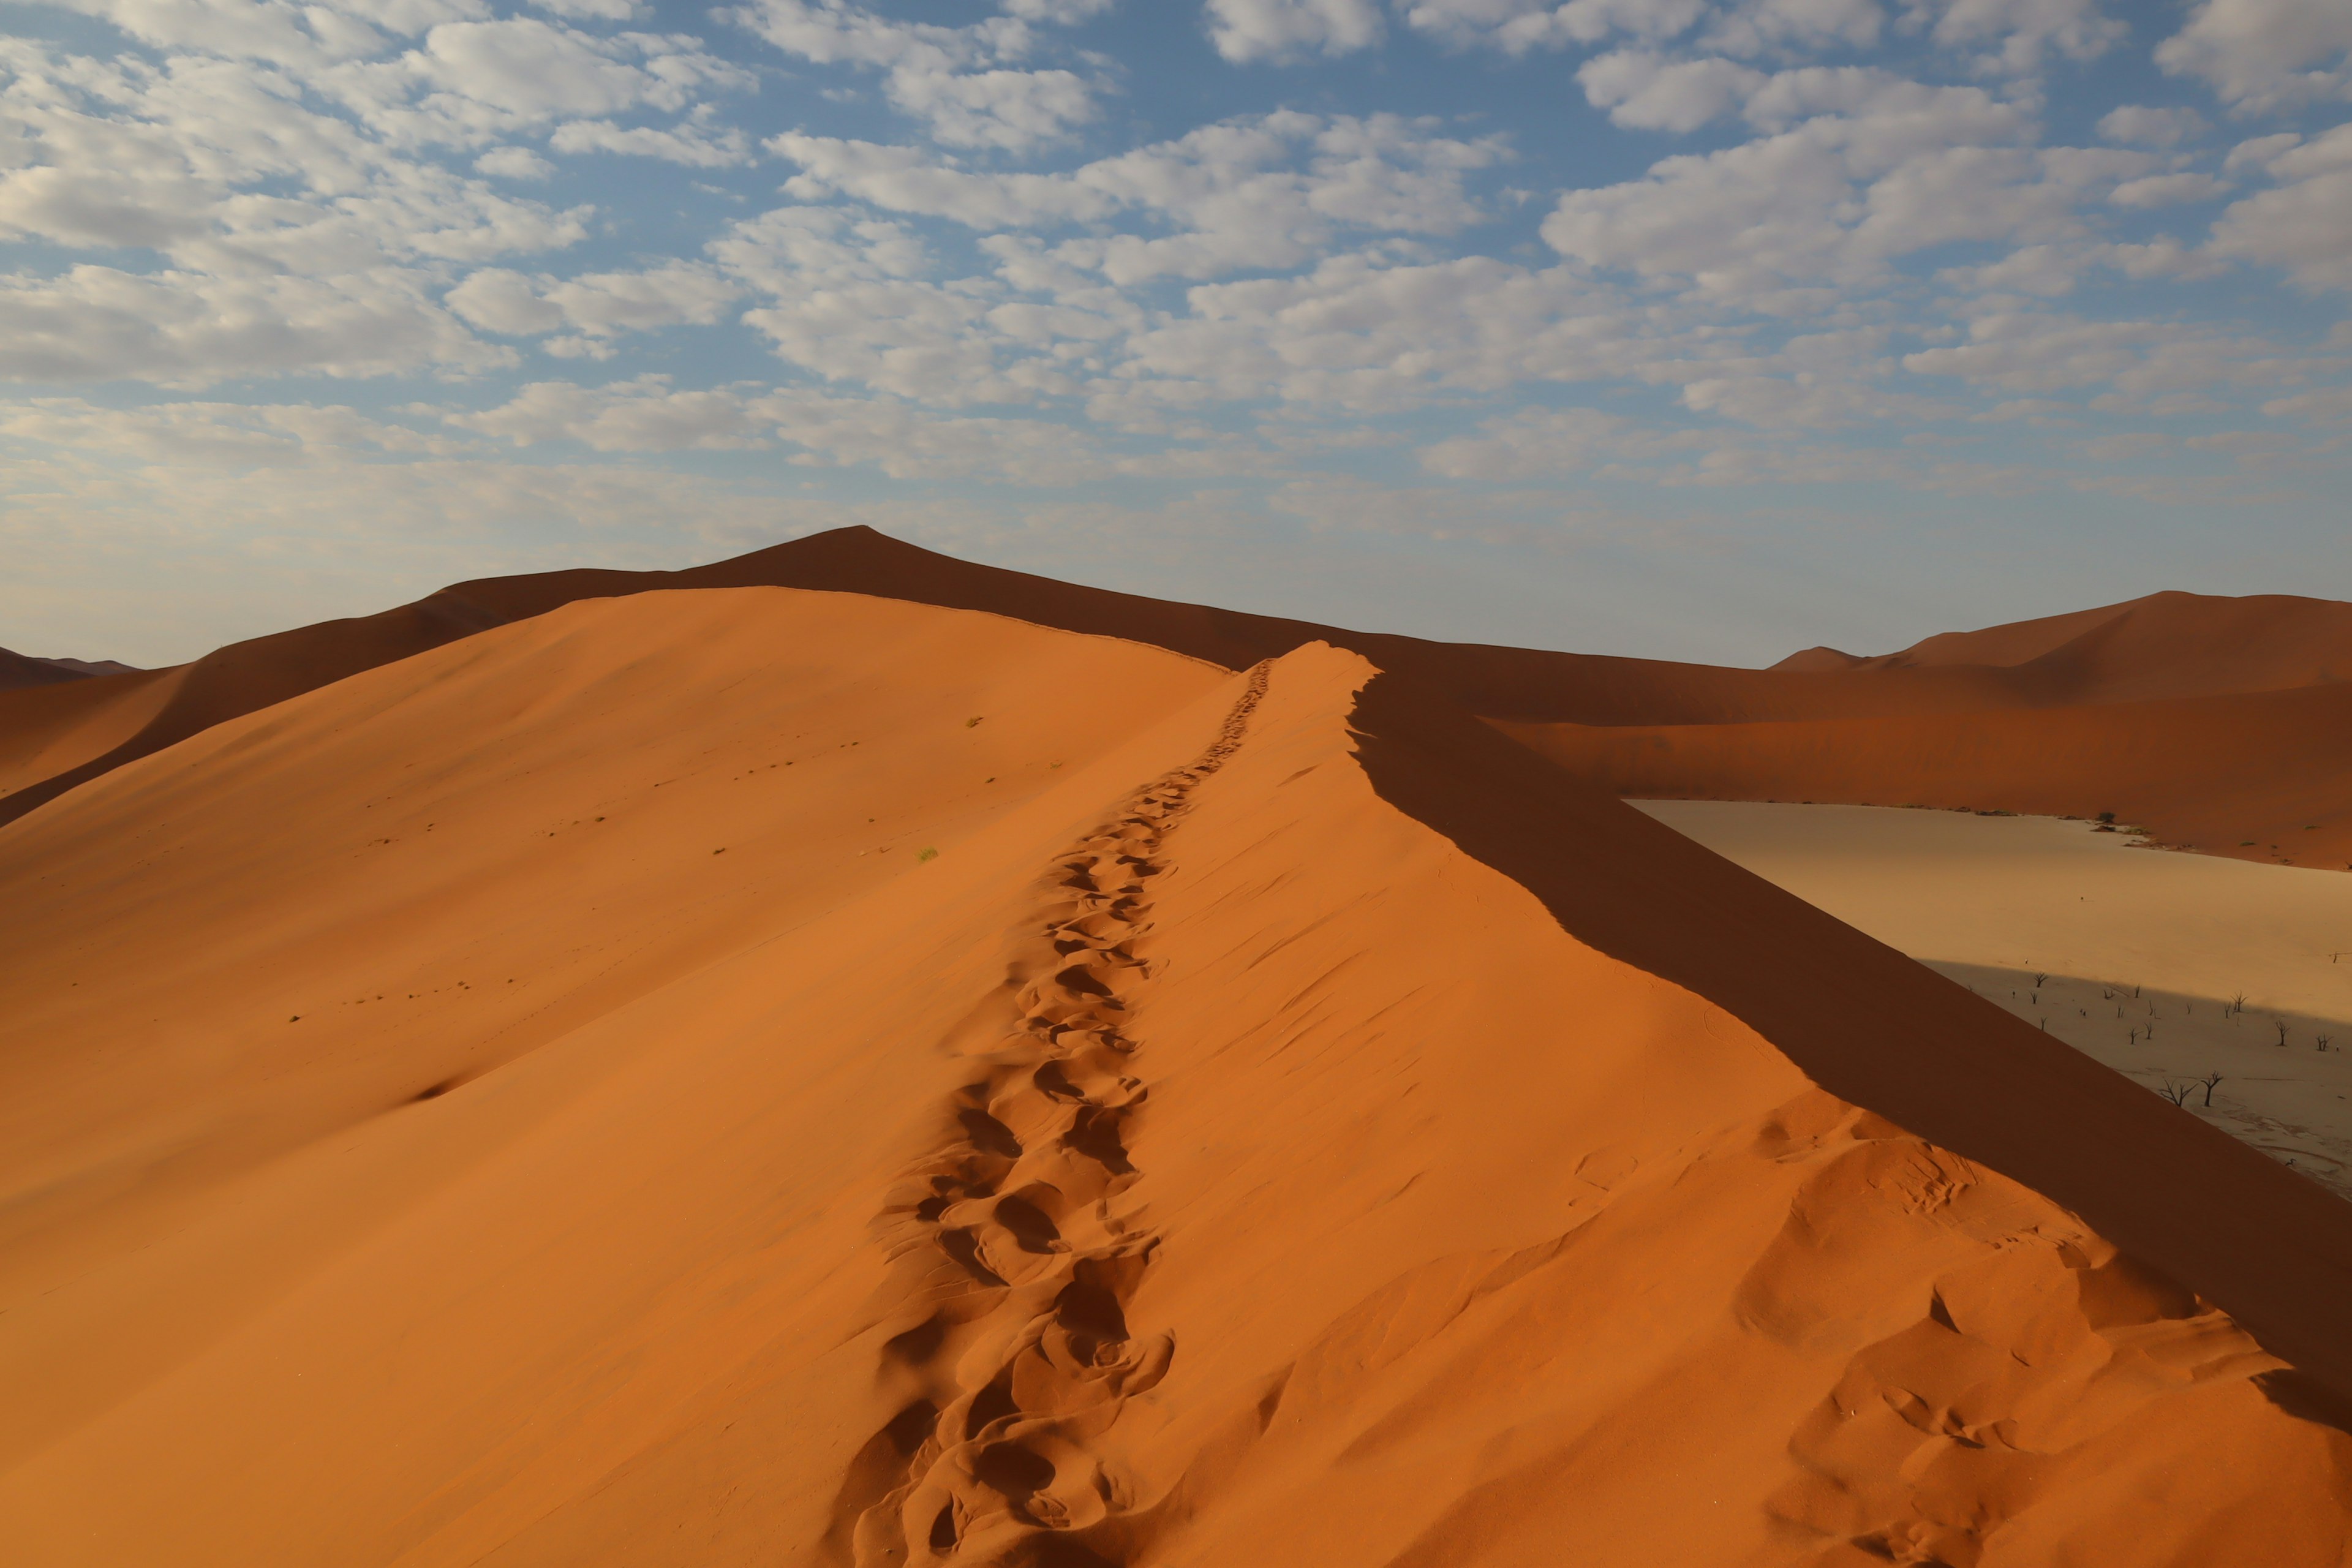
[
  {"left": 1776, "top": 590, "right": 2352, "bottom": 703},
  {"left": 2, "top": 586, "right": 2348, "bottom": 1564},
  {"left": 19, "top": 531, "right": 2345, "bottom": 867}
]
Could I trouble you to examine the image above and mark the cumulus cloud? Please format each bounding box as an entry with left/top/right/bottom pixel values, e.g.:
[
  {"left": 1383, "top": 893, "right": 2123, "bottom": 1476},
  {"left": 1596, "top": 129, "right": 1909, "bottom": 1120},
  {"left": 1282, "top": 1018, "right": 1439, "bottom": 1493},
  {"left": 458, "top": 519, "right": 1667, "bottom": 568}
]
[
  {"left": 2207, "top": 124, "right": 2352, "bottom": 288},
  {"left": 2107, "top": 171, "right": 2230, "bottom": 207},
  {"left": 1541, "top": 76, "right": 2164, "bottom": 306},
  {"left": 2097, "top": 105, "right": 2209, "bottom": 147},
  {"left": 728, "top": 0, "right": 1101, "bottom": 148},
  {"left": 1203, "top": 0, "right": 1385, "bottom": 62},
  {"left": 445, "top": 263, "right": 741, "bottom": 355},
  {"left": 1398, "top": 0, "right": 1708, "bottom": 54},
  {"left": 1910, "top": 0, "right": 2125, "bottom": 74},
  {"left": 548, "top": 116, "right": 750, "bottom": 165},
  {"left": 0, "top": 264, "right": 510, "bottom": 386},
  {"left": 1578, "top": 52, "right": 1766, "bottom": 132},
  {"left": 773, "top": 113, "right": 1502, "bottom": 285},
  {"left": 2157, "top": 0, "right": 2352, "bottom": 111},
  {"left": 1703, "top": 0, "right": 1886, "bottom": 58}
]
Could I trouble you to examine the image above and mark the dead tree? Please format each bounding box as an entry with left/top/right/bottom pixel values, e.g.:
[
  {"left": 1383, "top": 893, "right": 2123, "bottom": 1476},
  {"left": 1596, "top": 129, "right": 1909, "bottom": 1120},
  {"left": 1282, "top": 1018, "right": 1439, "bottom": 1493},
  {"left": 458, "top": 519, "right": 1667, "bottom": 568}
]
[{"left": 2201, "top": 1072, "right": 2223, "bottom": 1107}]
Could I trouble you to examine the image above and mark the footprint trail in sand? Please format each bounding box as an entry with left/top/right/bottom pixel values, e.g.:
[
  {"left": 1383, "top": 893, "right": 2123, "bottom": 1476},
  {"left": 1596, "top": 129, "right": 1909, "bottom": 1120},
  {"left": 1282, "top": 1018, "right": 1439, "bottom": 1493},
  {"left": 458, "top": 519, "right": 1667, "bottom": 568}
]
[{"left": 834, "top": 663, "right": 1272, "bottom": 1567}]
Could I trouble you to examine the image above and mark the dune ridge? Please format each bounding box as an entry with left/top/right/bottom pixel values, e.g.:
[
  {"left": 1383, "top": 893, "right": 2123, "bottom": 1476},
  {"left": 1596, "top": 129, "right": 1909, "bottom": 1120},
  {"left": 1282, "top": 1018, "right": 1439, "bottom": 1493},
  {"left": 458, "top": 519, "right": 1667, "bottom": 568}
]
[
  {"left": 4, "top": 589, "right": 2350, "bottom": 1563},
  {"left": 13, "top": 529, "right": 2349, "bottom": 867}
]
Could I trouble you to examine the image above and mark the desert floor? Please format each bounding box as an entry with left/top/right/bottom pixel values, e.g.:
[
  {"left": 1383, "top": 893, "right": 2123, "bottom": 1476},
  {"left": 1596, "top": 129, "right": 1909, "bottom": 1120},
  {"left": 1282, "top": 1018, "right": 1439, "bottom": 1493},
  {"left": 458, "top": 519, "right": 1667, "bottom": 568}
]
[{"left": 1637, "top": 800, "right": 2352, "bottom": 1199}]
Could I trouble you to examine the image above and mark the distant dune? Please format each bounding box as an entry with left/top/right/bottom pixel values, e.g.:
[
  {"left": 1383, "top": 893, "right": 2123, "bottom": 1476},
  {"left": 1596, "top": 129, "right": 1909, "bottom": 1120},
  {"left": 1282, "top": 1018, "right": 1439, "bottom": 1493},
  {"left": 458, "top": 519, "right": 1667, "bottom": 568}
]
[
  {"left": 0, "top": 647, "right": 137, "bottom": 692},
  {"left": 1, "top": 586, "right": 2348, "bottom": 1564},
  {"left": 5, "top": 529, "right": 2346, "bottom": 872}
]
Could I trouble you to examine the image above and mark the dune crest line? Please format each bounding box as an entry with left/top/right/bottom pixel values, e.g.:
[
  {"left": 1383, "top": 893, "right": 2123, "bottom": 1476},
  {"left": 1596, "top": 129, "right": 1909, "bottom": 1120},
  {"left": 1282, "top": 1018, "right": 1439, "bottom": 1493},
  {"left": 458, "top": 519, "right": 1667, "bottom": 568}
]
[{"left": 835, "top": 663, "right": 1273, "bottom": 1567}]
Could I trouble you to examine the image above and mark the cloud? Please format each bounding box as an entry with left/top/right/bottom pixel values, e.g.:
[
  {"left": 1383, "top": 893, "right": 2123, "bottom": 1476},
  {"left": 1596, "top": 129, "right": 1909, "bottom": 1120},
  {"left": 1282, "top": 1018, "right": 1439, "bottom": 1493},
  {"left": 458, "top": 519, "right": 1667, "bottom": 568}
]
[
  {"left": 0, "top": 263, "right": 510, "bottom": 385},
  {"left": 2097, "top": 104, "right": 2209, "bottom": 147},
  {"left": 2157, "top": 0, "right": 2352, "bottom": 111},
  {"left": 531, "top": 0, "right": 643, "bottom": 18},
  {"left": 774, "top": 113, "right": 1502, "bottom": 285},
  {"left": 445, "top": 263, "right": 742, "bottom": 353},
  {"left": 1910, "top": 0, "right": 2125, "bottom": 74},
  {"left": 548, "top": 117, "right": 752, "bottom": 165},
  {"left": 1541, "top": 77, "right": 2172, "bottom": 306},
  {"left": 1578, "top": 52, "right": 1768, "bottom": 132},
  {"left": 1398, "top": 0, "right": 1708, "bottom": 54},
  {"left": 1702, "top": 0, "right": 1887, "bottom": 58},
  {"left": 1202, "top": 0, "right": 1385, "bottom": 62},
  {"left": 2107, "top": 171, "right": 2230, "bottom": 207},
  {"left": 728, "top": 0, "right": 1101, "bottom": 148},
  {"left": 475, "top": 145, "right": 554, "bottom": 178},
  {"left": 1902, "top": 309, "right": 2335, "bottom": 395},
  {"left": 2207, "top": 124, "right": 2352, "bottom": 288}
]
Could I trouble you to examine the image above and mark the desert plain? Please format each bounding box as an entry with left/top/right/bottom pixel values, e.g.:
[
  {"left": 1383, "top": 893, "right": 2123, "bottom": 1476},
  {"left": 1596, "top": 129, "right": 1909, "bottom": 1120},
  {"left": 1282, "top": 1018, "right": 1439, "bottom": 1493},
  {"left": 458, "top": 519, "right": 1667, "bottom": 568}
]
[{"left": 2, "top": 530, "right": 2349, "bottom": 1566}]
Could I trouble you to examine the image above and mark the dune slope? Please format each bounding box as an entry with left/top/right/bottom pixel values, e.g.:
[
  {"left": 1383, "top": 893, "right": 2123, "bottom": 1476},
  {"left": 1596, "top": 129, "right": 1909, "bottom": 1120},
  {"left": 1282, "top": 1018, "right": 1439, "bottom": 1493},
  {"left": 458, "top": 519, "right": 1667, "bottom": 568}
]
[{"left": 2, "top": 587, "right": 2347, "bottom": 1565}]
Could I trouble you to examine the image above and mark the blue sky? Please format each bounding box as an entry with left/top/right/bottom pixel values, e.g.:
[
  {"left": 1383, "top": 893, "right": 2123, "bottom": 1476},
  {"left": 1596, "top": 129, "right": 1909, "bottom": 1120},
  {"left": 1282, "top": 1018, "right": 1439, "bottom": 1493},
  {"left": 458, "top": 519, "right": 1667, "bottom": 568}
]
[{"left": 1, "top": 0, "right": 2348, "bottom": 668}]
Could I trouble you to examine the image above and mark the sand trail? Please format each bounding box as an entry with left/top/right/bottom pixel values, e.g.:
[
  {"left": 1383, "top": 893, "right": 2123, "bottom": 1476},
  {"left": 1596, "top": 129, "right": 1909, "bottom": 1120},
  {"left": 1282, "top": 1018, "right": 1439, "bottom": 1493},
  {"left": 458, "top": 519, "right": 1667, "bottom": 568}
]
[{"left": 839, "top": 663, "right": 1268, "bottom": 1566}]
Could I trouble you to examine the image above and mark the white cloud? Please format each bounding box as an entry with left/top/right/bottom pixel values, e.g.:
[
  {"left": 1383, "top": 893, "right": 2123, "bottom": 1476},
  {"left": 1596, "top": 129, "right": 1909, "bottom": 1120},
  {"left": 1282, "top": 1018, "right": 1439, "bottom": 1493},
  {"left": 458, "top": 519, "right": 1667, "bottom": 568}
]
[
  {"left": 1703, "top": 0, "right": 1887, "bottom": 58},
  {"left": 772, "top": 113, "right": 1501, "bottom": 284},
  {"left": 1001, "top": 0, "right": 1118, "bottom": 20},
  {"left": 548, "top": 117, "right": 751, "bottom": 165},
  {"left": 0, "top": 264, "right": 510, "bottom": 386},
  {"left": 2097, "top": 105, "right": 2208, "bottom": 147},
  {"left": 1903, "top": 310, "right": 2335, "bottom": 395},
  {"left": 1910, "top": 0, "right": 2124, "bottom": 74},
  {"left": 1112, "top": 252, "right": 1660, "bottom": 411},
  {"left": 474, "top": 145, "right": 553, "bottom": 178},
  {"left": 445, "top": 263, "right": 742, "bottom": 351},
  {"left": 1398, "top": 0, "right": 1708, "bottom": 54},
  {"left": 531, "top": 0, "right": 643, "bottom": 18},
  {"left": 2207, "top": 124, "right": 2352, "bottom": 289},
  {"left": 1203, "top": 0, "right": 1384, "bottom": 62},
  {"left": 2108, "top": 171, "right": 2230, "bottom": 207},
  {"left": 1541, "top": 77, "right": 2174, "bottom": 307},
  {"left": 729, "top": 0, "right": 1100, "bottom": 148},
  {"left": 2157, "top": 0, "right": 2352, "bottom": 111},
  {"left": 1578, "top": 52, "right": 1767, "bottom": 132},
  {"left": 331, "top": 20, "right": 752, "bottom": 148}
]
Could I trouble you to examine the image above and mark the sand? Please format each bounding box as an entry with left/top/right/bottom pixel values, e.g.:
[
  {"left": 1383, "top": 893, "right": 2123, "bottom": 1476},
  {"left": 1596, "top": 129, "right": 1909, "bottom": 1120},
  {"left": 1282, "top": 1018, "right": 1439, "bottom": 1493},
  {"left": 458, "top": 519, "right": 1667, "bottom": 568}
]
[
  {"left": 1637, "top": 800, "right": 2352, "bottom": 1197},
  {"left": 2, "top": 585, "right": 2349, "bottom": 1564}
]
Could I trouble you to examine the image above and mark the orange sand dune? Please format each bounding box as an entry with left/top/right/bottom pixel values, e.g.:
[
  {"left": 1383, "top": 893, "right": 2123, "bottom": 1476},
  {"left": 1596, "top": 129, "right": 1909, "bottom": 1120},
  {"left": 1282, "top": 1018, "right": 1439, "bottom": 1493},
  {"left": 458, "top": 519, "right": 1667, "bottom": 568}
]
[
  {"left": 2, "top": 586, "right": 2348, "bottom": 1565},
  {"left": 0, "top": 665, "right": 184, "bottom": 799},
  {"left": 1777, "top": 590, "right": 2352, "bottom": 703},
  {"left": 25, "top": 531, "right": 2325, "bottom": 835},
  {"left": 1502, "top": 676, "right": 2352, "bottom": 872}
]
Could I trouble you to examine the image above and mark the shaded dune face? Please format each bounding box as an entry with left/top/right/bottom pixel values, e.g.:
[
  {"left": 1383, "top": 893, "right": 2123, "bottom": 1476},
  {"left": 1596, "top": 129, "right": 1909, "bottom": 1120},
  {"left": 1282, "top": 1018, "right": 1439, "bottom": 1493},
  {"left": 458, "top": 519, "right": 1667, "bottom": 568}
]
[{"left": 1, "top": 594, "right": 2347, "bottom": 1565}]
